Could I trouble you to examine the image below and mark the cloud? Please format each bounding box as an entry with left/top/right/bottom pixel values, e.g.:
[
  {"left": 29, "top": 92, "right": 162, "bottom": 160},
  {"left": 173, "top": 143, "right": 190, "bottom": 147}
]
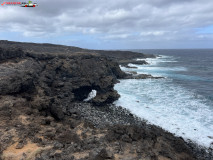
[{"left": 0, "top": 0, "right": 213, "bottom": 48}]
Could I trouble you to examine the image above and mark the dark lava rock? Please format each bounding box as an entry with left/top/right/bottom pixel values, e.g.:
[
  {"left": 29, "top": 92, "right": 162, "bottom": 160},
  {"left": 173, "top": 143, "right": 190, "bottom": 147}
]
[
  {"left": 0, "top": 40, "right": 155, "bottom": 61},
  {"left": 0, "top": 47, "right": 25, "bottom": 61},
  {"left": 50, "top": 105, "right": 65, "bottom": 120},
  {"left": 0, "top": 41, "right": 209, "bottom": 160},
  {"left": 0, "top": 46, "right": 126, "bottom": 119},
  {"left": 89, "top": 148, "right": 114, "bottom": 160},
  {"left": 15, "top": 140, "right": 25, "bottom": 149},
  {"left": 124, "top": 73, "right": 164, "bottom": 79},
  {"left": 56, "top": 131, "right": 80, "bottom": 144},
  {"left": 119, "top": 59, "right": 148, "bottom": 67}
]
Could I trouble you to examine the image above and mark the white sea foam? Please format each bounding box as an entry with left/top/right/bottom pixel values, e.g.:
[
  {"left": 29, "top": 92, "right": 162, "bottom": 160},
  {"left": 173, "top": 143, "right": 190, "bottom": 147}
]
[
  {"left": 128, "top": 56, "right": 185, "bottom": 77},
  {"left": 115, "top": 56, "right": 213, "bottom": 148},
  {"left": 125, "top": 64, "right": 187, "bottom": 78},
  {"left": 114, "top": 79, "right": 213, "bottom": 147},
  {"left": 84, "top": 90, "right": 97, "bottom": 102},
  {"left": 137, "top": 55, "right": 177, "bottom": 65}
]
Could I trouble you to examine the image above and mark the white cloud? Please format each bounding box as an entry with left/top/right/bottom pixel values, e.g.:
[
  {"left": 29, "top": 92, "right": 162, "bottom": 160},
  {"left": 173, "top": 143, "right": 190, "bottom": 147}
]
[
  {"left": 140, "top": 31, "right": 165, "bottom": 36},
  {"left": 103, "top": 34, "right": 131, "bottom": 39},
  {"left": 0, "top": 0, "right": 213, "bottom": 48}
]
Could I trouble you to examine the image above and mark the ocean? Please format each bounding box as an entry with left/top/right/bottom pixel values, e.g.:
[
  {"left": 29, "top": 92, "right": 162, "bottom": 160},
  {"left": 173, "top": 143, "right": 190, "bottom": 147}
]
[{"left": 114, "top": 49, "right": 213, "bottom": 148}]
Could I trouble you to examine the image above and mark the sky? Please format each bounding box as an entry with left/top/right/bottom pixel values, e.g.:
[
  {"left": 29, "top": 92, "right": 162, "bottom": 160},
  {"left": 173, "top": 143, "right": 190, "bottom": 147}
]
[{"left": 0, "top": 0, "right": 213, "bottom": 49}]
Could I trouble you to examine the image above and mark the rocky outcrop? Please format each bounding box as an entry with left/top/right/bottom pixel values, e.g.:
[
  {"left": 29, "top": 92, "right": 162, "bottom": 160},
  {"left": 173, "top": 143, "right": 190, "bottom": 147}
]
[
  {"left": 0, "top": 40, "right": 155, "bottom": 61},
  {"left": 0, "top": 47, "right": 124, "bottom": 112},
  {"left": 124, "top": 71, "right": 164, "bottom": 79},
  {"left": 0, "top": 47, "right": 126, "bottom": 159},
  {"left": 0, "top": 47, "right": 25, "bottom": 61},
  {"left": 0, "top": 43, "right": 207, "bottom": 160},
  {"left": 93, "top": 50, "right": 156, "bottom": 61},
  {"left": 119, "top": 59, "right": 148, "bottom": 67}
]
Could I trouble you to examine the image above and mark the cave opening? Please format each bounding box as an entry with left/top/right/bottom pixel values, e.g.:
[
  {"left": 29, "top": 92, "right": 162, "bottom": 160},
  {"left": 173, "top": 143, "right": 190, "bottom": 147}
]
[{"left": 73, "top": 86, "right": 93, "bottom": 101}]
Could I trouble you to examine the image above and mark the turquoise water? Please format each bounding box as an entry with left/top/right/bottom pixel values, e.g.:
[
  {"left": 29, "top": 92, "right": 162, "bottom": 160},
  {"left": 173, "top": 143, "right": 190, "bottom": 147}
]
[{"left": 114, "top": 49, "right": 213, "bottom": 148}]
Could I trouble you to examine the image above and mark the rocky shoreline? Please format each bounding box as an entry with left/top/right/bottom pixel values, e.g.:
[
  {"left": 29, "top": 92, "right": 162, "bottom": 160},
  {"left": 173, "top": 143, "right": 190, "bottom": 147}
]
[{"left": 0, "top": 41, "right": 212, "bottom": 160}]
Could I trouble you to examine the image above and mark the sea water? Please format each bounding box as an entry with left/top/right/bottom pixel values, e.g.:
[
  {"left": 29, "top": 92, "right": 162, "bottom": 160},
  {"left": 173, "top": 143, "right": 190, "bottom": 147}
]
[{"left": 114, "top": 49, "right": 213, "bottom": 148}]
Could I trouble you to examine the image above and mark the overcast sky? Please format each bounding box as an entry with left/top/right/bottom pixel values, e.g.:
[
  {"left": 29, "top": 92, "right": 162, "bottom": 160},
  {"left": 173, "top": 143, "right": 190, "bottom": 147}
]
[{"left": 0, "top": 0, "right": 213, "bottom": 49}]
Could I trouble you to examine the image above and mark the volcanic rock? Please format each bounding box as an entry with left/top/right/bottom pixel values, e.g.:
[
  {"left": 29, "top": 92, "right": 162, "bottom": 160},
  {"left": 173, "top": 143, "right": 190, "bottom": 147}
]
[{"left": 0, "top": 42, "right": 208, "bottom": 160}]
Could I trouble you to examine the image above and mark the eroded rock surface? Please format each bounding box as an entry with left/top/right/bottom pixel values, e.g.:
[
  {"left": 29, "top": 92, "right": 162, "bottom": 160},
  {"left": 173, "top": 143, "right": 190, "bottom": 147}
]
[{"left": 0, "top": 43, "right": 207, "bottom": 160}]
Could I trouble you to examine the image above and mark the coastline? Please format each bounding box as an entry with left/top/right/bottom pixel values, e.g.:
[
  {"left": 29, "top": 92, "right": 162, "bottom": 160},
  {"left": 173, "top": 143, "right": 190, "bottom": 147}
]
[
  {"left": 116, "top": 53, "right": 213, "bottom": 150},
  {"left": 0, "top": 41, "right": 211, "bottom": 160}
]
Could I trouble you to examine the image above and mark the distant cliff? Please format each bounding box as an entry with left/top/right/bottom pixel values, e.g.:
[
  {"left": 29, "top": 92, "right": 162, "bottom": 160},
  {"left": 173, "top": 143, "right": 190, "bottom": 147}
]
[{"left": 0, "top": 40, "right": 155, "bottom": 60}]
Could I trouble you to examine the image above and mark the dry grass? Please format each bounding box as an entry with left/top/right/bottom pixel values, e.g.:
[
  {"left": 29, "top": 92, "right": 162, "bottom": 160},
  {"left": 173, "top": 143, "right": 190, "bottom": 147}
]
[
  {"left": 18, "top": 115, "right": 30, "bottom": 125},
  {"left": 2, "top": 141, "right": 52, "bottom": 160},
  {"left": 73, "top": 151, "right": 90, "bottom": 159}
]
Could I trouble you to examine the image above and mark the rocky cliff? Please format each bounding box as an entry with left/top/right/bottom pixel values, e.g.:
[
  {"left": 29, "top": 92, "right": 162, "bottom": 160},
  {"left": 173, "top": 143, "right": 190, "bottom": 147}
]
[
  {"left": 0, "top": 43, "right": 202, "bottom": 160},
  {"left": 0, "top": 40, "right": 155, "bottom": 61}
]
